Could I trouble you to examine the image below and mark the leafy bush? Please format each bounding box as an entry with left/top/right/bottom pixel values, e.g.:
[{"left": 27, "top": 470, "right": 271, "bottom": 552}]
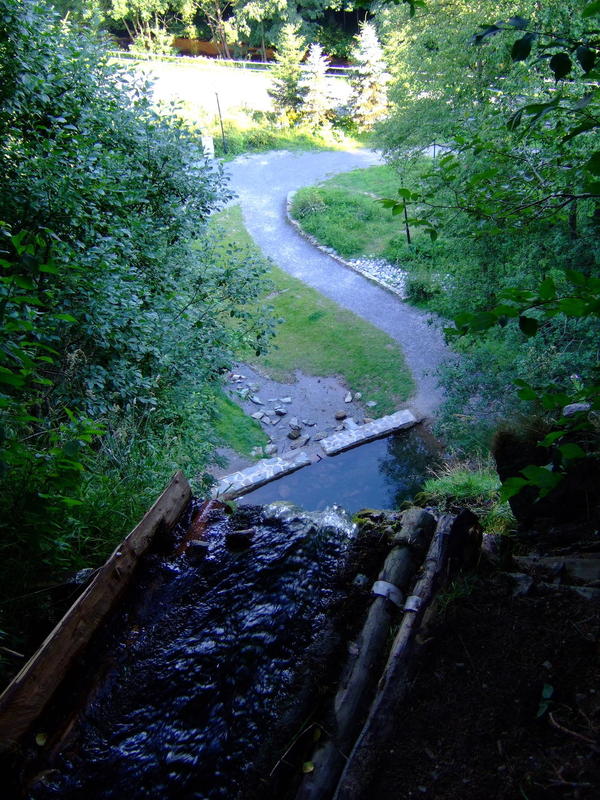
[{"left": 0, "top": 0, "right": 272, "bottom": 655}]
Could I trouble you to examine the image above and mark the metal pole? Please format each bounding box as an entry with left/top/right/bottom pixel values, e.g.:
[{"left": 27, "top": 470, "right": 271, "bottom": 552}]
[{"left": 215, "top": 92, "right": 227, "bottom": 154}]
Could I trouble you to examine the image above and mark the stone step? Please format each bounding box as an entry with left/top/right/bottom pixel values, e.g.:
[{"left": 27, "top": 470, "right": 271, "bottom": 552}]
[
  {"left": 320, "top": 409, "right": 419, "bottom": 456},
  {"left": 211, "top": 452, "right": 311, "bottom": 501}
]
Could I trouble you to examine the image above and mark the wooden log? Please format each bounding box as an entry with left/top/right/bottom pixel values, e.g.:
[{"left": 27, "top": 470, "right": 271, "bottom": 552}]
[
  {"left": 331, "top": 512, "right": 476, "bottom": 800},
  {"left": 0, "top": 470, "right": 192, "bottom": 749},
  {"left": 296, "top": 508, "right": 436, "bottom": 800}
]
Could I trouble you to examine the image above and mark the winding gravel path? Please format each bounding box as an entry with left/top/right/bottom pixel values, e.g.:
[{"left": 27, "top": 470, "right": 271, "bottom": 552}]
[{"left": 227, "top": 149, "right": 449, "bottom": 418}]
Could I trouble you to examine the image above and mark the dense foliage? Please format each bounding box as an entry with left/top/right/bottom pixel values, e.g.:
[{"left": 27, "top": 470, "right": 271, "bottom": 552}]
[
  {"left": 376, "top": 0, "right": 600, "bottom": 465},
  {"left": 0, "top": 0, "right": 271, "bottom": 660}
]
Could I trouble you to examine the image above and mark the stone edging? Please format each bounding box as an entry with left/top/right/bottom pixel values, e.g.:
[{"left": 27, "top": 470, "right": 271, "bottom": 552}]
[{"left": 285, "top": 191, "right": 406, "bottom": 300}]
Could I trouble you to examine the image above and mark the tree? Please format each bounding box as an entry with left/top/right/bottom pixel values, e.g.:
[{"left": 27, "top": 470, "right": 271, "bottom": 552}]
[
  {"left": 300, "top": 41, "right": 331, "bottom": 127},
  {"left": 348, "top": 21, "right": 389, "bottom": 129},
  {"left": 268, "top": 22, "right": 306, "bottom": 122},
  {"left": 108, "top": 0, "right": 193, "bottom": 52},
  {"left": 232, "top": 0, "right": 287, "bottom": 61}
]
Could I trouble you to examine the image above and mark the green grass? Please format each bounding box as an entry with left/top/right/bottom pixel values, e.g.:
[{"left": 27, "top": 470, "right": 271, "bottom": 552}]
[
  {"left": 211, "top": 205, "right": 414, "bottom": 413},
  {"left": 417, "top": 458, "right": 516, "bottom": 536},
  {"left": 289, "top": 162, "right": 434, "bottom": 260},
  {"left": 213, "top": 391, "right": 268, "bottom": 455}
]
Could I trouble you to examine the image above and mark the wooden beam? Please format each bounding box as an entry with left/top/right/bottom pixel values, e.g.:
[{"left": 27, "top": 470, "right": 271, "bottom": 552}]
[{"left": 0, "top": 471, "right": 192, "bottom": 749}]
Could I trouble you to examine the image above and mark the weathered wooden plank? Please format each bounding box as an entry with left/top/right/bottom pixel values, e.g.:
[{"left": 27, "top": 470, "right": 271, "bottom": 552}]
[{"left": 0, "top": 470, "right": 192, "bottom": 748}]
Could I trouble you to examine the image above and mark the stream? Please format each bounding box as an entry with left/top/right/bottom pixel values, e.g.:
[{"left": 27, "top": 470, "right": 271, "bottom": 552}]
[{"left": 26, "top": 502, "right": 358, "bottom": 800}]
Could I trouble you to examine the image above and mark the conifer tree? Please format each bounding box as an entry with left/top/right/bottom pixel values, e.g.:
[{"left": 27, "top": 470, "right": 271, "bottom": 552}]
[
  {"left": 268, "top": 23, "right": 306, "bottom": 123},
  {"left": 349, "top": 21, "right": 389, "bottom": 129},
  {"left": 300, "top": 42, "right": 331, "bottom": 128}
]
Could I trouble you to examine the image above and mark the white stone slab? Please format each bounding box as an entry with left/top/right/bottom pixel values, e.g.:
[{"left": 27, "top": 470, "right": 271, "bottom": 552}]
[
  {"left": 320, "top": 409, "right": 418, "bottom": 456},
  {"left": 211, "top": 452, "right": 311, "bottom": 501}
]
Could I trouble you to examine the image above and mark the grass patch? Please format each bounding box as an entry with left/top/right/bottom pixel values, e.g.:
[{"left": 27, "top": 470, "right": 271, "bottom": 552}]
[
  {"left": 416, "top": 457, "right": 516, "bottom": 536},
  {"left": 212, "top": 391, "right": 268, "bottom": 455},
  {"left": 289, "top": 164, "right": 425, "bottom": 260},
  {"left": 211, "top": 205, "right": 414, "bottom": 413}
]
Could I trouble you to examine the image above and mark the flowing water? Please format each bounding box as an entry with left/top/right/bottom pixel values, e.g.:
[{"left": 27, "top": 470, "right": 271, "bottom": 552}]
[{"left": 27, "top": 502, "right": 356, "bottom": 800}]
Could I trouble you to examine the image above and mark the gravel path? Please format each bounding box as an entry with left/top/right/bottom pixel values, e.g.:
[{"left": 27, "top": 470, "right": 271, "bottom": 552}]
[{"left": 226, "top": 149, "right": 449, "bottom": 418}]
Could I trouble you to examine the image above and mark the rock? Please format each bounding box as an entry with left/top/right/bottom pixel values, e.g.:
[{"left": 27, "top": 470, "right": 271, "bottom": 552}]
[
  {"left": 186, "top": 540, "right": 209, "bottom": 564},
  {"left": 562, "top": 402, "right": 591, "bottom": 417},
  {"left": 290, "top": 436, "right": 310, "bottom": 450},
  {"left": 264, "top": 408, "right": 276, "bottom": 417},
  {"left": 344, "top": 392, "right": 352, "bottom": 403},
  {"left": 313, "top": 431, "right": 328, "bottom": 441},
  {"left": 237, "top": 387, "right": 250, "bottom": 399},
  {"left": 354, "top": 392, "right": 362, "bottom": 400},
  {"left": 230, "top": 373, "right": 245, "bottom": 382},
  {"left": 71, "top": 567, "right": 95, "bottom": 585},
  {"left": 507, "top": 572, "right": 534, "bottom": 598},
  {"left": 248, "top": 383, "right": 259, "bottom": 391},
  {"left": 363, "top": 416, "right": 374, "bottom": 424},
  {"left": 302, "top": 419, "right": 316, "bottom": 427},
  {"left": 274, "top": 407, "right": 287, "bottom": 416},
  {"left": 353, "top": 573, "right": 370, "bottom": 588},
  {"left": 261, "top": 417, "right": 272, "bottom": 425},
  {"left": 289, "top": 417, "right": 301, "bottom": 431},
  {"left": 335, "top": 424, "right": 344, "bottom": 431},
  {"left": 250, "top": 411, "right": 264, "bottom": 420},
  {"left": 250, "top": 446, "right": 263, "bottom": 457},
  {"left": 270, "top": 416, "right": 280, "bottom": 425},
  {"left": 288, "top": 428, "right": 301, "bottom": 440},
  {"left": 335, "top": 410, "right": 347, "bottom": 420},
  {"left": 366, "top": 400, "right": 377, "bottom": 408},
  {"left": 250, "top": 395, "right": 264, "bottom": 405},
  {"left": 280, "top": 396, "right": 292, "bottom": 404},
  {"left": 226, "top": 528, "right": 255, "bottom": 549},
  {"left": 264, "top": 444, "right": 278, "bottom": 456},
  {"left": 343, "top": 417, "right": 359, "bottom": 430}
]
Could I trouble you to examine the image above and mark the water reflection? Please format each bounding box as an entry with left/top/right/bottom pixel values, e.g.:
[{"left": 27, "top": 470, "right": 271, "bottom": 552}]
[{"left": 239, "top": 428, "right": 439, "bottom": 512}]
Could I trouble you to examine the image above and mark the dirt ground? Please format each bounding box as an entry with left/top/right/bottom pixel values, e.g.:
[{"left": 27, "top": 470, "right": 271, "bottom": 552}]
[{"left": 364, "top": 574, "right": 600, "bottom": 800}]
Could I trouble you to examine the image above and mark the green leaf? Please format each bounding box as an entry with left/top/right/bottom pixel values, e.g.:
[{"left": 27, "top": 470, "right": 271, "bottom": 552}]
[
  {"left": 585, "top": 151, "right": 600, "bottom": 176},
  {"left": 519, "top": 315, "right": 538, "bottom": 336},
  {"left": 565, "top": 269, "right": 586, "bottom": 287},
  {"left": 582, "top": 1, "right": 600, "bottom": 18},
  {"left": 576, "top": 46, "right": 596, "bottom": 73},
  {"left": 511, "top": 34, "right": 535, "bottom": 62},
  {"left": 499, "top": 476, "right": 529, "bottom": 502},
  {"left": 538, "top": 277, "right": 556, "bottom": 301},
  {"left": 521, "top": 465, "right": 563, "bottom": 496},
  {"left": 558, "top": 298, "right": 587, "bottom": 317},
  {"left": 558, "top": 443, "right": 586, "bottom": 460},
  {"left": 53, "top": 313, "right": 77, "bottom": 322},
  {"left": 549, "top": 52, "right": 572, "bottom": 80}
]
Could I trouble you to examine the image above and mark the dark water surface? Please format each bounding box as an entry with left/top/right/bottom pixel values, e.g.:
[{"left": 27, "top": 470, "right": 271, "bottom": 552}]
[
  {"left": 239, "top": 428, "right": 439, "bottom": 513},
  {"left": 28, "top": 503, "right": 356, "bottom": 800}
]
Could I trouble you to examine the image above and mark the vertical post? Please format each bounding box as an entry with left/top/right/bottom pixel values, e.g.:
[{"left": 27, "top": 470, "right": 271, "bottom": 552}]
[
  {"left": 433, "top": 140, "right": 437, "bottom": 159},
  {"left": 403, "top": 198, "right": 411, "bottom": 245},
  {"left": 215, "top": 92, "right": 227, "bottom": 154}
]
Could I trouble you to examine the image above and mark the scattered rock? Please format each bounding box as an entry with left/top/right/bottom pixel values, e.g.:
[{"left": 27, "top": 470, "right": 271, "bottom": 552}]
[
  {"left": 250, "top": 411, "right": 264, "bottom": 420},
  {"left": 288, "top": 428, "right": 301, "bottom": 440},
  {"left": 248, "top": 383, "right": 259, "bottom": 391},
  {"left": 335, "top": 424, "right": 344, "bottom": 431},
  {"left": 335, "top": 410, "right": 347, "bottom": 420},
  {"left": 366, "top": 400, "right": 377, "bottom": 408},
  {"left": 363, "top": 416, "right": 374, "bottom": 424},
  {"left": 229, "top": 373, "right": 245, "bottom": 382},
  {"left": 313, "top": 431, "right": 328, "bottom": 441},
  {"left": 353, "top": 573, "right": 370, "bottom": 588},
  {"left": 226, "top": 528, "right": 255, "bottom": 549},
  {"left": 261, "top": 417, "right": 272, "bottom": 425},
  {"left": 302, "top": 419, "right": 316, "bottom": 427},
  {"left": 562, "top": 402, "right": 591, "bottom": 417},
  {"left": 280, "top": 396, "right": 292, "bottom": 404},
  {"left": 237, "top": 387, "right": 250, "bottom": 399},
  {"left": 250, "top": 395, "right": 264, "bottom": 405},
  {"left": 186, "top": 540, "right": 209, "bottom": 564},
  {"left": 344, "top": 392, "right": 352, "bottom": 403},
  {"left": 270, "top": 417, "right": 281, "bottom": 426},
  {"left": 354, "top": 392, "right": 362, "bottom": 400},
  {"left": 274, "top": 407, "right": 287, "bottom": 416},
  {"left": 72, "top": 567, "right": 95, "bottom": 586},
  {"left": 289, "top": 417, "right": 301, "bottom": 431},
  {"left": 250, "top": 446, "right": 263, "bottom": 457},
  {"left": 343, "top": 417, "right": 359, "bottom": 430},
  {"left": 507, "top": 572, "right": 534, "bottom": 598},
  {"left": 290, "top": 436, "right": 310, "bottom": 450},
  {"left": 264, "top": 444, "right": 278, "bottom": 456},
  {"left": 264, "top": 408, "right": 276, "bottom": 416}
]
